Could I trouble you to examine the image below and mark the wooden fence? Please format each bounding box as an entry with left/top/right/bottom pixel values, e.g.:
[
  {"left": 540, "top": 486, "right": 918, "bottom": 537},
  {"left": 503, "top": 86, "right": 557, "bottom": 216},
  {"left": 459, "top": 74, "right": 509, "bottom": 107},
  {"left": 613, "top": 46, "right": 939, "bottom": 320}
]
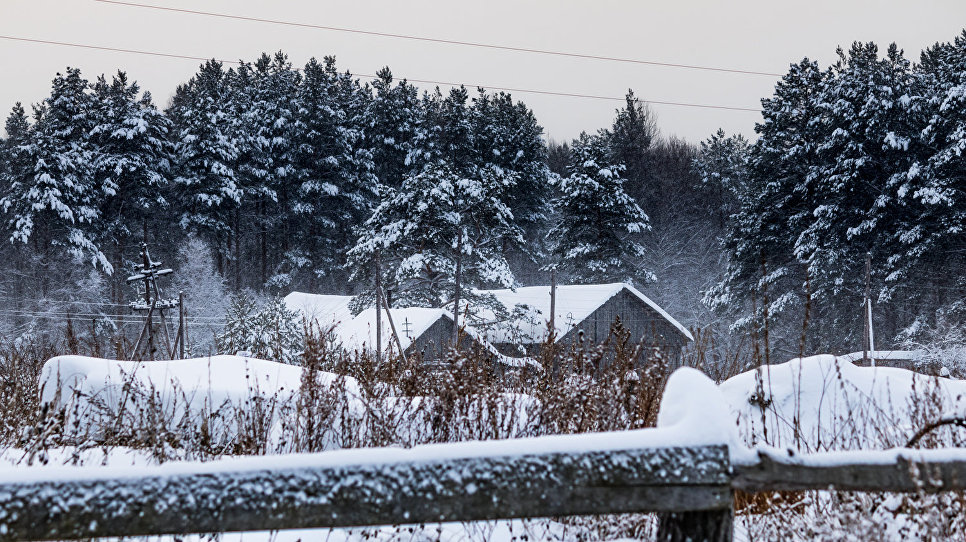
[{"left": 2, "top": 438, "right": 966, "bottom": 541}]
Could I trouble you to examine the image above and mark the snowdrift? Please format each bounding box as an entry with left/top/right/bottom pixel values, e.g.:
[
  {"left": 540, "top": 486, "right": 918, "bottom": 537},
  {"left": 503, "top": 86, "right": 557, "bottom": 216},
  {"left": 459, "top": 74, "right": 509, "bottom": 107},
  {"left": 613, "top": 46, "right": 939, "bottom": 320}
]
[
  {"left": 37, "top": 355, "right": 533, "bottom": 451},
  {"left": 39, "top": 352, "right": 966, "bottom": 458},
  {"left": 41, "top": 355, "right": 359, "bottom": 410},
  {"left": 720, "top": 354, "right": 966, "bottom": 452},
  {"left": 40, "top": 355, "right": 362, "bottom": 446}
]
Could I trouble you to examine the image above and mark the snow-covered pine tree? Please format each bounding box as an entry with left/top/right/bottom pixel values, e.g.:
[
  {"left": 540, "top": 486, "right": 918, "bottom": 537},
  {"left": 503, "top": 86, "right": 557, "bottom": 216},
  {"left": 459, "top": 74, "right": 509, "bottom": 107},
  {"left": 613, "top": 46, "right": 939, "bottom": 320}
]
[
  {"left": 234, "top": 52, "right": 300, "bottom": 288},
  {"left": 168, "top": 60, "right": 243, "bottom": 278},
  {"left": 1, "top": 68, "right": 108, "bottom": 272},
  {"left": 0, "top": 103, "right": 30, "bottom": 202},
  {"left": 470, "top": 90, "right": 552, "bottom": 270},
  {"left": 547, "top": 131, "right": 653, "bottom": 285},
  {"left": 692, "top": 129, "right": 750, "bottom": 230},
  {"left": 253, "top": 296, "right": 303, "bottom": 365},
  {"left": 280, "top": 57, "right": 377, "bottom": 292},
  {"left": 171, "top": 235, "right": 229, "bottom": 356},
  {"left": 0, "top": 104, "right": 35, "bottom": 325},
  {"left": 348, "top": 160, "right": 520, "bottom": 327},
  {"left": 605, "top": 90, "right": 658, "bottom": 206},
  {"left": 89, "top": 71, "right": 173, "bottom": 300},
  {"left": 404, "top": 86, "right": 477, "bottom": 178},
  {"left": 798, "top": 43, "right": 916, "bottom": 335},
  {"left": 889, "top": 32, "right": 966, "bottom": 323},
  {"left": 366, "top": 67, "right": 421, "bottom": 189},
  {"left": 217, "top": 293, "right": 302, "bottom": 364},
  {"left": 706, "top": 59, "right": 826, "bottom": 350},
  {"left": 217, "top": 292, "right": 260, "bottom": 356}
]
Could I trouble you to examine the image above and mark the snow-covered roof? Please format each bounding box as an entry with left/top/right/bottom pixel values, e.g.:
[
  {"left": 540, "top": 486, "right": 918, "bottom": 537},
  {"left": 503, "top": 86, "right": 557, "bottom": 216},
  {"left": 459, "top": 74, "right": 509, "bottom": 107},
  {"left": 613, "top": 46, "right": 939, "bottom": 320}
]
[
  {"left": 338, "top": 307, "right": 451, "bottom": 352},
  {"left": 282, "top": 292, "right": 354, "bottom": 327},
  {"left": 285, "top": 283, "right": 691, "bottom": 359},
  {"left": 479, "top": 282, "right": 693, "bottom": 344},
  {"left": 284, "top": 293, "right": 454, "bottom": 354}
]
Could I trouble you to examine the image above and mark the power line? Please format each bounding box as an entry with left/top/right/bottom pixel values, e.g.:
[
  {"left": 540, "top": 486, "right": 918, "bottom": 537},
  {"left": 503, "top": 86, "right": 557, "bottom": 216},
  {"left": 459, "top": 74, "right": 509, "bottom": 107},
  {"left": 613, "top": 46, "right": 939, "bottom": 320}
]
[
  {"left": 92, "top": 0, "right": 783, "bottom": 78},
  {"left": 0, "top": 35, "right": 234, "bottom": 65},
  {"left": 0, "top": 307, "right": 223, "bottom": 322},
  {"left": 0, "top": 298, "right": 132, "bottom": 308},
  {"left": 0, "top": 34, "right": 762, "bottom": 113}
]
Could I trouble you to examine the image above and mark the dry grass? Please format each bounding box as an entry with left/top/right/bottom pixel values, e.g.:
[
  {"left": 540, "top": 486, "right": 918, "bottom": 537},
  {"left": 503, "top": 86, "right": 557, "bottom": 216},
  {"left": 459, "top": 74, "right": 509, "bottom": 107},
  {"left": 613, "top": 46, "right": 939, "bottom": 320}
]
[
  {"left": 736, "top": 358, "right": 966, "bottom": 540},
  {"left": 7, "top": 318, "right": 966, "bottom": 540},
  {"left": 0, "top": 319, "right": 683, "bottom": 540}
]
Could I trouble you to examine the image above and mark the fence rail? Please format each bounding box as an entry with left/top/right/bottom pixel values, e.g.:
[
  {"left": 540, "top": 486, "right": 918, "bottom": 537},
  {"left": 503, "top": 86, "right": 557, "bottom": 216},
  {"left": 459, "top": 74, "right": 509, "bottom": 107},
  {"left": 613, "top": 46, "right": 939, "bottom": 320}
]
[
  {"left": 2, "top": 439, "right": 966, "bottom": 541},
  {"left": 733, "top": 448, "right": 966, "bottom": 494}
]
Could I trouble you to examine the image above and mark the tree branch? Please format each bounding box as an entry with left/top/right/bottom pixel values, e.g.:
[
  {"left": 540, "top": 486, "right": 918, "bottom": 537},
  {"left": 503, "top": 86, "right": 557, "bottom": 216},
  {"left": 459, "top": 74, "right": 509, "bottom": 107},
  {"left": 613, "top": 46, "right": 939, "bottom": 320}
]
[{"left": 906, "top": 418, "right": 966, "bottom": 448}]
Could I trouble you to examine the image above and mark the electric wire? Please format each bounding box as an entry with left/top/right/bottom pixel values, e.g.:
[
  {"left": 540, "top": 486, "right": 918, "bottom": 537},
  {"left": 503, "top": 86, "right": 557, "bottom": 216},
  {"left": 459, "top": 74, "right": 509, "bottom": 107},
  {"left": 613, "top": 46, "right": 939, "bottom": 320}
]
[
  {"left": 0, "top": 308, "right": 223, "bottom": 322},
  {"left": 0, "top": 34, "right": 762, "bottom": 112},
  {"left": 91, "top": 0, "right": 783, "bottom": 77}
]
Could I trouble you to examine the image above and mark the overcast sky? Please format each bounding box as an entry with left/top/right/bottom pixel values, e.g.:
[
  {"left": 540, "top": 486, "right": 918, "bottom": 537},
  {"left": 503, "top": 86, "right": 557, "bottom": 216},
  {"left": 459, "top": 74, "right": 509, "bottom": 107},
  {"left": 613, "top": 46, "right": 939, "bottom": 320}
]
[{"left": 2, "top": 0, "right": 965, "bottom": 143}]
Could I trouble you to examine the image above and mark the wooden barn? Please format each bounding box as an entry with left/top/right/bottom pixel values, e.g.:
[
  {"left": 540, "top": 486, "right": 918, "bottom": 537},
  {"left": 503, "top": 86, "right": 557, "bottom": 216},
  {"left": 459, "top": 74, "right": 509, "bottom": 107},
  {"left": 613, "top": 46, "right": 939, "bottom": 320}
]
[
  {"left": 284, "top": 292, "right": 470, "bottom": 362},
  {"left": 479, "top": 283, "right": 694, "bottom": 364}
]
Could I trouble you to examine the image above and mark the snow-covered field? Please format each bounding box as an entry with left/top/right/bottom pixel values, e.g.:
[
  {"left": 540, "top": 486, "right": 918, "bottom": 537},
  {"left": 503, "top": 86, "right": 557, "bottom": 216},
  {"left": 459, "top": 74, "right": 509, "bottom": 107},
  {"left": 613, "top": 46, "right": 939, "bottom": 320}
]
[
  {"left": 722, "top": 354, "right": 966, "bottom": 452},
  {"left": 10, "top": 353, "right": 966, "bottom": 541}
]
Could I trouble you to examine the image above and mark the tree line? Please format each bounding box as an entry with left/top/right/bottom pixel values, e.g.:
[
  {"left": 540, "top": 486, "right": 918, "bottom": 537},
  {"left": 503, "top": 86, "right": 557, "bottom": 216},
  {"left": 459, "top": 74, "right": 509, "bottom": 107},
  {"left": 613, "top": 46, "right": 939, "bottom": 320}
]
[
  {"left": 1, "top": 51, "right": 729, "bottom": 345},
  {"left": 706, "top": 30, "right": 966, "bottom": 355},
  {"left": 8, "top": 28, "right": 964, "bottom": 358}
]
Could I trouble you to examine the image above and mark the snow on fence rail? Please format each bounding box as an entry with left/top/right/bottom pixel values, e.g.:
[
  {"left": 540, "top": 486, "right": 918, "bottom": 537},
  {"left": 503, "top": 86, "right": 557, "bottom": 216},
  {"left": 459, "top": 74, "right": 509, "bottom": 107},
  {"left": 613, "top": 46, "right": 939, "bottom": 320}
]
[
  {"left": 9, "top": 366, "right": 966, "bottom": 541},
  {"left": 0, "top": 439, "right": 732, "bottom": 541},
  {"left": 733, "top": 447, "right": 966, "bottom": 494},
  {"left": 6, "top": 442, "right": 966, "bottom": 542}
]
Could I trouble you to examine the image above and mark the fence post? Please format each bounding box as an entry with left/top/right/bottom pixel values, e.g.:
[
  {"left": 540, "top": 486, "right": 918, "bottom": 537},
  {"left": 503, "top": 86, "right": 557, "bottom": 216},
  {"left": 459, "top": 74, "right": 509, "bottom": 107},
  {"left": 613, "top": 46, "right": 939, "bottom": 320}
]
[{"left": 657, "top": 503, "right": 734, "bottom": 542}]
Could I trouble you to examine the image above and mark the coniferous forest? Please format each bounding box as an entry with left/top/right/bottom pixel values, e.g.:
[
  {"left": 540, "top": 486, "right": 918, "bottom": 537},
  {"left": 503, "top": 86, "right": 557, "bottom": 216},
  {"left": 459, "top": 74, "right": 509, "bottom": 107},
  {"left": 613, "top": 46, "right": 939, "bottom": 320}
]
[{"left": 3, "top": 30, "right": 966, "bottom": 363}]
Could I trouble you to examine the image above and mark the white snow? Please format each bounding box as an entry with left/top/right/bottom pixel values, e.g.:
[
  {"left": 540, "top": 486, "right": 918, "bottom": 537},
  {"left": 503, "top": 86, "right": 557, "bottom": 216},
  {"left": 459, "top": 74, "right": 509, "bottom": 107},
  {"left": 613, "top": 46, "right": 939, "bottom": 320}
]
[
  {"left": 720, "top": 354, "right": 966, "bottom": 452},
  {"left": 748, "top": 445, "right": 966, "bottom": 468},
  {"left": 12, "top": 365, "right": 734, "bottom": 485},
  {"left": 657, "top": 367, "right": 747, "bottom": 456},
  {"left": 39, "top": 354, "right": 361, "bottom": 445},
  {"left": 41, "top": 355, "right": 304, "bottom": 410}
]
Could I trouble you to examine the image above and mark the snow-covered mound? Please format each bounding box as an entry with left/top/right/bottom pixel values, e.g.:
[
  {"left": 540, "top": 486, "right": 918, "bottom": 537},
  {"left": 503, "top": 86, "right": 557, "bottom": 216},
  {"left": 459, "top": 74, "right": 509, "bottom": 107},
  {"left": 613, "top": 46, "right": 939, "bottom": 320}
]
[
  {"left": 657, "top": 367, "right": 744, "bottom": 451},
  {"left": 40, "top": 355, "right": 363, "bottom": 446},
  {"left": 41, "top": 355, "right": 357, "bottom": 410},
  {"left": 720, "top": 354, "right": 966, "bottom": 452}
]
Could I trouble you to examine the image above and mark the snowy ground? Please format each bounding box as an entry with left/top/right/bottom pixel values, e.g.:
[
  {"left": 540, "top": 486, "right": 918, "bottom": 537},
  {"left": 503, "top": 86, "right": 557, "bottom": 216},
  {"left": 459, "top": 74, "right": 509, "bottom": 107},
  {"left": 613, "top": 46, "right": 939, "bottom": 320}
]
[
  {"left": 12, "top": 353, "right": 966, "bottom": 540},
  {"left": 721, "top": 353, "right": 966, "bottom": 452}
]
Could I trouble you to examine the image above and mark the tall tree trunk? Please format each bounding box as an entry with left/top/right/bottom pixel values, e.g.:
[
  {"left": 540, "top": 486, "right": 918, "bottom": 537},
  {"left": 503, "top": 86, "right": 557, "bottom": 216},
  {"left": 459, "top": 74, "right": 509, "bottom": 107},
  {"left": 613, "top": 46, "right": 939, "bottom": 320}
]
[
  {"left": 113, "top": 240, "right": 125, "bottom": 305},
  {"left": 233, "top": 208, "right": 242, "bottom": 291},
  {"left": 260, "top": 198, "right": 268, "bottom": 287}
]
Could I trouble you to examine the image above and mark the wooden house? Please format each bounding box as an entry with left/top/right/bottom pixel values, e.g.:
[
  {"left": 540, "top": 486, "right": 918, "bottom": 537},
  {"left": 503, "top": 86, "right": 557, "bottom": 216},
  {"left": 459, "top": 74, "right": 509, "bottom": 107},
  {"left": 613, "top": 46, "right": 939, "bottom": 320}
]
[
  {"left": 478, "top": 283, "right": 694, "bottom": 364},
  {"left": 284, "top": 292, "right": 470, "bottom": 362}
]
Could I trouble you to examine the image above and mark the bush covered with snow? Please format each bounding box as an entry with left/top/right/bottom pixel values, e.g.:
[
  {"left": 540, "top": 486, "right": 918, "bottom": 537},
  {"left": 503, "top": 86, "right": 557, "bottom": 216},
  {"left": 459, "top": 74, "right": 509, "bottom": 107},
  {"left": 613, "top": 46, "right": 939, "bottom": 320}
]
[{"left": 722, "top": 355, "right": 966, "bottom": 541}]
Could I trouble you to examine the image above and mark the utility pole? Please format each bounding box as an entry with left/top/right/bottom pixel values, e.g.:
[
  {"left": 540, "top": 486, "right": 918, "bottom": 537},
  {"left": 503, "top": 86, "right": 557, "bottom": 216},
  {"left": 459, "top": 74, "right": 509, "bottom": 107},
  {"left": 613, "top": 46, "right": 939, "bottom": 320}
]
[
  {"left": 377, "top": 283, "right": 408, "bottom": 365},
  {"left": 128, "top": 243, "right": 179, "bottom": 360},
  {"left": 177, "top": 291, "right": 186, "bottom": 359},
  {"left": 862, "top": 252, "right": 875, "bottom": 367},
  {"left": 452, "top": 234, "right": 463, "bottom": 349},
  {"left": 549, "top": 267, "right": 557, "bottom": 341},
  {"left": 375, "top": 253, "right": 383, "bottom": 365}
]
